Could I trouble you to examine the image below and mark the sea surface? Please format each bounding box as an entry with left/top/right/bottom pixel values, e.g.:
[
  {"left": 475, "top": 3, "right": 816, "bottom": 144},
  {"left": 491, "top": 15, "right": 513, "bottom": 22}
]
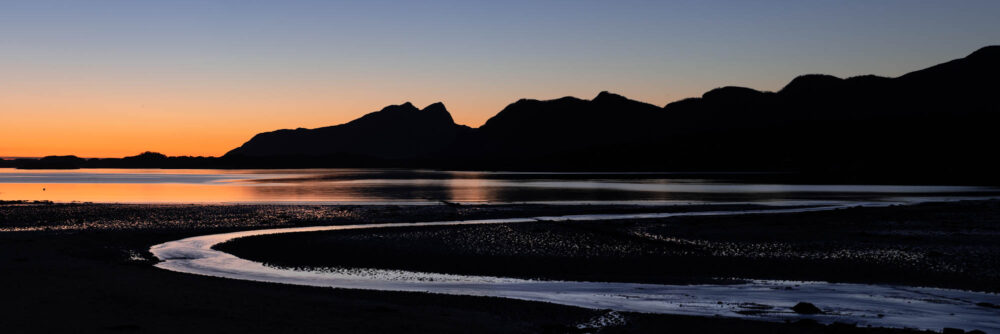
[{"left": 0, "top": 168, "right": 995, "bottom": 204}]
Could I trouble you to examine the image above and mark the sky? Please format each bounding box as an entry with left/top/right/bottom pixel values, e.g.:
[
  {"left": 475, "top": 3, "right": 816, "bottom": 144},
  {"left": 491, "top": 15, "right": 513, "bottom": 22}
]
[{"left": 1, "top": 0, "right": 998, "bottom": 158}]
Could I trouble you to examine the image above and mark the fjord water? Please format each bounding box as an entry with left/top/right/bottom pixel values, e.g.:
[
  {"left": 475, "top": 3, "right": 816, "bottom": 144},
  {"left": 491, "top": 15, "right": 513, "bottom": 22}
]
[{"left": 0, "top": 168, "right": 994, "bottom": 204}]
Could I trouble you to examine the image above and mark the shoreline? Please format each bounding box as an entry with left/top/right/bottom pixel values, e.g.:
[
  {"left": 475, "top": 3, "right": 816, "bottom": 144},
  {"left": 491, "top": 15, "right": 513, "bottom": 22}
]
[
  {"left": 155, "top": 204, "right": 1000, "bottom": 332},
  {"left": 218, "top": 200, "right": 1000, "bottom": 292},
  {"left": 2, "top": 200, "right": 998, "bottom": 333}
]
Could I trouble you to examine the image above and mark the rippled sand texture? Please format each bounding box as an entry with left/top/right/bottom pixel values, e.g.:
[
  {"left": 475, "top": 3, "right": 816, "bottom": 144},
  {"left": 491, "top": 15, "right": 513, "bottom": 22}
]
[{"left": 151, "top": 204, "right": 1000, "bottom": 333}]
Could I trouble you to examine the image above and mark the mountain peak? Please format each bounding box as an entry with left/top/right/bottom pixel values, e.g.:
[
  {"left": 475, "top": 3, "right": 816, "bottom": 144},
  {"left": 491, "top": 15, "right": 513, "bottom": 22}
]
[
  {"left": 779, "top": 74, "right": 844, "bottom": 95},
  {"left": 422, "top": 102, "right": 447, "bottom": 112},
  {"left": 967, "top": 45, "right": 1000, "bottom": 60},
  {"left": 421, "top": 102, "right": 456, "bottom": 124},
  {"left": 593, "top": 91, "right": 627, "bottom": 103},
  {"left": 703, "top": 86, "right": 763, "bottom": 100},
  {"left": 226, "top": 100, "right": 466, "bottom": 158},
  {"left": 379, "top": 102, "right": 419, "bottom": 113}
]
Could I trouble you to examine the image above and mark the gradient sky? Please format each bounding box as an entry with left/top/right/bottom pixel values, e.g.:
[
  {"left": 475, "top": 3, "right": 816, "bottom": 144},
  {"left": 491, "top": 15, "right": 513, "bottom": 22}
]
[{"left": 2, "top": 0, "right": 998, "bottom": 158}]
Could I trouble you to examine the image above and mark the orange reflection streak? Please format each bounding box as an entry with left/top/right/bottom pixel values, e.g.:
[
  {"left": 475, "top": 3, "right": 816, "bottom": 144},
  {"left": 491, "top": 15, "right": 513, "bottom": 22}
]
[{"left": 0, "top": 183, "right": 259, "bottom": 204}]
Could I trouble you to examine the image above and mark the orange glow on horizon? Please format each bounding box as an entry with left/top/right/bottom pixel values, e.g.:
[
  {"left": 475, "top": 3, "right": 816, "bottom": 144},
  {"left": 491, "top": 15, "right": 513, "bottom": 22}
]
[
  {"left": 0, "top": 90, "right": 543, "bottom": 158},
  {"left": 0, "top": 84, "right": 691, "bottom": 158}
]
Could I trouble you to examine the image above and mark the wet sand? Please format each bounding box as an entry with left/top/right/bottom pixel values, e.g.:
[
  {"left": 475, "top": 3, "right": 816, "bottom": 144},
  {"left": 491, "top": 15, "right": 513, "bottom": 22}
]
[
  {"left": 219, "top": 201, "right": 1000, "bottom": 292},
  {"left": 2, "top": 201, "right": 994, "bottom": 333}
]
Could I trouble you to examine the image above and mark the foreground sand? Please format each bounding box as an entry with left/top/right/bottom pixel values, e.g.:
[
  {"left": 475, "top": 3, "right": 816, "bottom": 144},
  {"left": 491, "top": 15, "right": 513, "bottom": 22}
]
[
  {"left": 2, "top": 201, "right": 995, "bottom": 333},
  {"left": 220, "top": 201, "right": 1000, "bottom": 292}
]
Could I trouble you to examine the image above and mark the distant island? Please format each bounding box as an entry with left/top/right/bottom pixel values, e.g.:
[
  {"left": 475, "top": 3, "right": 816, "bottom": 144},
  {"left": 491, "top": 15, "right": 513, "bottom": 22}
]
[{"left": 3, "top": 45, "right": 998, "bottom": 183}]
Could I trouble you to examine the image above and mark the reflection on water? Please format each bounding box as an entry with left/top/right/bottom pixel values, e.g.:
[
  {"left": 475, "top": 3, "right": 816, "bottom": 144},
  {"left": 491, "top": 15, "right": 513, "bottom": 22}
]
[{"left": 0, "top": 168, "right": 995, "bottom": 204}]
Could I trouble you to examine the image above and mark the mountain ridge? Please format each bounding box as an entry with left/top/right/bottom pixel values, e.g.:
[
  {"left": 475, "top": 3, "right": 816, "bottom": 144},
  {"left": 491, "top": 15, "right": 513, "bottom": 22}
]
[
  {"left": 227, "top": 102, "right": 470, "bottom": 160},
  {"left": 218, "top": 45, "right": 999, "bottom": 180},
  {"left": 12, "top": 46, "right": 994, "bottom": 183},
  {"left": 227, "top": 45, "right": 999, "bottom": 150}
]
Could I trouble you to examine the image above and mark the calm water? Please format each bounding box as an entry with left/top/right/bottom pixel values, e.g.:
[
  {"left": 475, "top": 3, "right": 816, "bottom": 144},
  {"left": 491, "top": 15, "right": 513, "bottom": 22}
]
[{"left": 0, "top": 168, "right": 995, "bottom": 204}]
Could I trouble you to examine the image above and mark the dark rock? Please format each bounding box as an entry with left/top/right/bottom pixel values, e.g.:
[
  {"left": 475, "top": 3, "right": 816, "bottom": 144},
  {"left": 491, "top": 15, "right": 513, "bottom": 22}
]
[{"left": 791, "top": 302, "right": 823, "bottom": 314}]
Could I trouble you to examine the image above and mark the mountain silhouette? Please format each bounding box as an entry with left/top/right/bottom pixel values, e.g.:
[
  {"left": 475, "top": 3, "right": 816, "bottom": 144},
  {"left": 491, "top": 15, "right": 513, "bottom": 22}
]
[
  {"left": 227, "top": 102, "right": 471, "bottom": 159},
  {"left": 38, "top": 45, "right": 985, "bottom": 182},
  {"left": 476, "top": 91, "right": 664, "bottom": 156}
]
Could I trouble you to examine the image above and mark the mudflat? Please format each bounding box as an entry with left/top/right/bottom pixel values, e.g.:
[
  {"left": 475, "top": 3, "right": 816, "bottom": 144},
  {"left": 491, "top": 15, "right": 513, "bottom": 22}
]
[
  {"left": 2, "top": 201, "right": 994, "bottom": 333},
  {"left": 220, "top": 200, "right": 1000, "bottom": 292}
]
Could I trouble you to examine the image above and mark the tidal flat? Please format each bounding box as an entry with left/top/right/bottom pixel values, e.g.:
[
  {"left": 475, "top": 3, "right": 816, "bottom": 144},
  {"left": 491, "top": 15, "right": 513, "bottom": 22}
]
[
  {"left": 218, "top": 200, "right": 1000, "bottom": 292},
  {"left": 2, "top": 200, "right": 998, "bottom": 333}
]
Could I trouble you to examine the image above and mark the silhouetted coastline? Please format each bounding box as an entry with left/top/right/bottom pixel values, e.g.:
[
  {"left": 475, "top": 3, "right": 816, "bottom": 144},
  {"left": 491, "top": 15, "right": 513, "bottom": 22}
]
[{"left": 4, "top": 46, "right": 998, "bottom": 184}]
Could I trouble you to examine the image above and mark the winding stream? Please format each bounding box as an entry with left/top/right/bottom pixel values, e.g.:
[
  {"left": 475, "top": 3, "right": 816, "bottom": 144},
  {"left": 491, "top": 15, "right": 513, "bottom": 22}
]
[{"left": 151, "top": 201, "right": 1000, "bottom": 333}]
